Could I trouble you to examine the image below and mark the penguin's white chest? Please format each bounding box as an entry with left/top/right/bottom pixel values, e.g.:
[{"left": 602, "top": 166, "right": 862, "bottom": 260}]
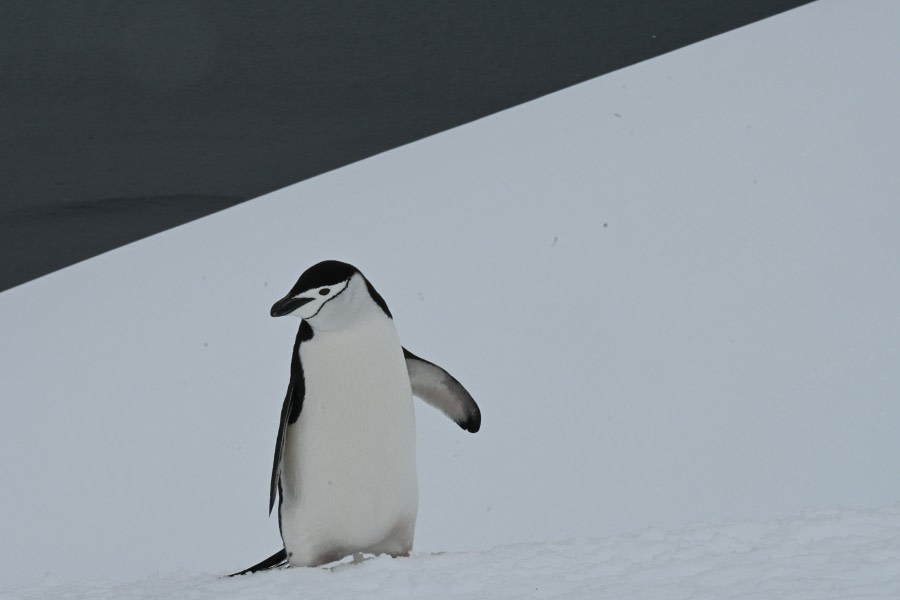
[{"left": 279, "top": 315, "right": 418, "bottom": 565}]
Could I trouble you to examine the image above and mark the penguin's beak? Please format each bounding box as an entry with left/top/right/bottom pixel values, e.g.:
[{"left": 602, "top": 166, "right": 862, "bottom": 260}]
[{"left": 271, "top": 296, "right": 313, "bottom": 317}]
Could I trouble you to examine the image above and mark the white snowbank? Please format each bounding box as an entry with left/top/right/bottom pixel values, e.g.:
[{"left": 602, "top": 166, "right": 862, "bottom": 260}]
[{"left": 4, "top": 505, "right": 899, "bottom": 599}]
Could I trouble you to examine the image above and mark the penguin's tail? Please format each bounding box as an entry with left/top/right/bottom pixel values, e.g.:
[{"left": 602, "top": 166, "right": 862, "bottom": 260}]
[{"left": 228, "top": 548, "right": 288, "bottom": 577}]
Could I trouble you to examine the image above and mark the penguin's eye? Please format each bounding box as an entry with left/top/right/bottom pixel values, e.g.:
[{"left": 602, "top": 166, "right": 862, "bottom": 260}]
[{"left": 319, "top": 288, "right": 330, "bottom": 296}]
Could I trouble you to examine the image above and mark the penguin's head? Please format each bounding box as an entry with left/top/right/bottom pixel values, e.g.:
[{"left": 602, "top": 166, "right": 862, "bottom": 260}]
[{"left": 270, "top": 260, "right": 392, "bottom": 329}]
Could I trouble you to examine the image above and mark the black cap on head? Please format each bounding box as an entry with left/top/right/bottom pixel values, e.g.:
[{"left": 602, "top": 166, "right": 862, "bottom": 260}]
[{"left": 288, "top": 260, "right": 358, "bottom": 296}]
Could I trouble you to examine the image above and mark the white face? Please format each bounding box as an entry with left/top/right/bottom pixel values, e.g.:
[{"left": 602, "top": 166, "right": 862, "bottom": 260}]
[{"left": 271, "top": 278, "right": 352, "bottom": 321}]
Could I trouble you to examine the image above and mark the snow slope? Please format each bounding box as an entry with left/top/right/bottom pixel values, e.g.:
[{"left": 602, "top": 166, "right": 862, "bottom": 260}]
[
  {"left": 4, "top": 505, "right": 900, "bottom": 599},
  {"left": 2, "top": 0, "right": 900, "bottom": 591}
]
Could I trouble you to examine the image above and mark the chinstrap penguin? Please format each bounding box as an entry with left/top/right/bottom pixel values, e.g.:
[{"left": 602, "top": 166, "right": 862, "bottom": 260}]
[{"left": 231, "top": 260, "right": 480, "bottom": 575}]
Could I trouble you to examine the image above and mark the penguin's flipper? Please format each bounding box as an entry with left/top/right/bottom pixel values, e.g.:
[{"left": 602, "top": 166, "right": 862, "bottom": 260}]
[
  {"left": 403, "top": 348, "right": 480, "bottom": 433},
  {"left": 229, "top": 548, "right": 289, "bottom": 577},
  {"left": 270, "top": 322, "right": 311, "bottom": 514},
  {"left": 270, "top": 379, "right": 293, "bottom": 515}
]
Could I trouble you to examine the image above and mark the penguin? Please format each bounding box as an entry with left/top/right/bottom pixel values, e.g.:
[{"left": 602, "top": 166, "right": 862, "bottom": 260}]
[{"left": 231, "top": 260, "right": 480, "bottom": 575}]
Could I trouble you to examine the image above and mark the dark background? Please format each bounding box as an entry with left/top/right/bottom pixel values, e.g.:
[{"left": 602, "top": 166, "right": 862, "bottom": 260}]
[{"left": 0, "top": 0, "right": 814, "bottom": 292}]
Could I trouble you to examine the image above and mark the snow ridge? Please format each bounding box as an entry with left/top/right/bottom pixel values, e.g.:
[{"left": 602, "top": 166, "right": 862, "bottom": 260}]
[{"left": 4, "top": 505, "right": 898, "bottom": 600}]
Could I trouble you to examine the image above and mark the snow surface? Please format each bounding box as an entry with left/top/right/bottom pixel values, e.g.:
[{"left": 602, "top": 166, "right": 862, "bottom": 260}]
[
  {"left": 4, "top": 506, "right": 900, "bottom": 599},
  {"left": 2, "top": 0, "right": 900, "bottom": 594}
]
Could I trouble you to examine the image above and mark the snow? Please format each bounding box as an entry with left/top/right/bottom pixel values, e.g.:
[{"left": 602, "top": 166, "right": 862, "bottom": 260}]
[
  {"left": 2, "top": 0, "right": 900, "bottom": 595},
  {"left": 4, "top": 505, "right": 900, "bottom": 599}
]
